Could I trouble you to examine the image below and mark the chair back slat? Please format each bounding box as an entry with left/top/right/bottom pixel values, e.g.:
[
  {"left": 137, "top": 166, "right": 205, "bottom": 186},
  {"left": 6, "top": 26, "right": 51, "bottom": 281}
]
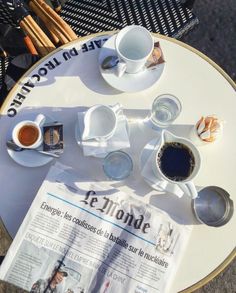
[{"left": 0, "top": 0, "right": 18, "bottom": 27}]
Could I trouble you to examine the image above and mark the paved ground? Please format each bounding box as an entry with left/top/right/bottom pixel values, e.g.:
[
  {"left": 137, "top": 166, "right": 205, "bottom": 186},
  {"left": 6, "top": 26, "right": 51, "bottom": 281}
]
[
  {"left": 182, "top": 1, "right": 236, "bottom": 292},
  {"left": 182, "top": 0, "right": 236, "bottom": 81}
]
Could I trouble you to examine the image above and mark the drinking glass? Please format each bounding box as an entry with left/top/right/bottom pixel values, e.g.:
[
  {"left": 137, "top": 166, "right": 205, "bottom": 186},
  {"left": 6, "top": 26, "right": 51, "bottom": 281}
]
[
  {"left": 103, "top": 151, "right": 133, "bottom": 180},
  {"left": 149, "top": 94, "right": 182, "bottom": 128}
]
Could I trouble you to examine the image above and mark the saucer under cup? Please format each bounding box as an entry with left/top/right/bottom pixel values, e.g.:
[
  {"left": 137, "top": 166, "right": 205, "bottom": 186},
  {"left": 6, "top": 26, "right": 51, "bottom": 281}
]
[
  {"left": 99, "top": 35, "right": 165, "bottom": 92},
  {"left": 7, "top": 114, "right": 54, "bottom": 167}
]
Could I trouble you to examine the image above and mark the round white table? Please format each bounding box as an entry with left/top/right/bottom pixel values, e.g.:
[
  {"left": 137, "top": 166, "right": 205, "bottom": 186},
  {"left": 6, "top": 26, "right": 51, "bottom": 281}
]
[{"left": 0, "top": 32, "right": 235, "bottom": 293}]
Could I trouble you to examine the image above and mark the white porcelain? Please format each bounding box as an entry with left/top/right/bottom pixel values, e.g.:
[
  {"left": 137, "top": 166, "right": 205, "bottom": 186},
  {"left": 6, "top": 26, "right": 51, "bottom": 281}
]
[
  {"left": 140, "top": 137, "right": 185, "bottom": 197},
  {"left": 7, "top": 147, "right": 53, "bottom": 168},
  {"left": 82, "top": 103, "right": 122, "bottom": 141},
  {"left": 152, "top": 130, "right": 201, "bottom": 199},
  {"left": 12, "top": 114, "right": 46, "bottom": 149},
  {"left": 75, "top": 109, "right": 130, "bottom": 158},
  {"left": 7, "top": 114, "right": 53, "bottom": 167},
  {"left": 99, "top": 35, "right": 165, "bottom": 92},
  {"left": 115, "top": 25, "right": 154, "bottom": 74}
]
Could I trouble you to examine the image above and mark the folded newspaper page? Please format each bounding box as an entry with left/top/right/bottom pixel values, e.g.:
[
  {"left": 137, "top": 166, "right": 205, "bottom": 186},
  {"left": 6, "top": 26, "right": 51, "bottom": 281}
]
[{"left": 0, "top": 163, "right": 192, "bottom": 293}]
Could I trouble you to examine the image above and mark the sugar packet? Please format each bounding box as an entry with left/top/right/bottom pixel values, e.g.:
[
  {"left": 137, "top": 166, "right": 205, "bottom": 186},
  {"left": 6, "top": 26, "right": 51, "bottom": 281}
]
[
  {"left": 43, "top": 123, "right": 64, "bottom": 154},
  {"left": 145, "top": 41, "right": 165, "bottom": 70}
]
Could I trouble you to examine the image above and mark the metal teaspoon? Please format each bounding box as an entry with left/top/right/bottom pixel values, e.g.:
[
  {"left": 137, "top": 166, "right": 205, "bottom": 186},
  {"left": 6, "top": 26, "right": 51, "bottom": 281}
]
[
  {"left": 6, "top": 140, "right": 60, "bottom": 158},
  {"left": 101, "top": 55, "right": 119, "bottom": 70}
]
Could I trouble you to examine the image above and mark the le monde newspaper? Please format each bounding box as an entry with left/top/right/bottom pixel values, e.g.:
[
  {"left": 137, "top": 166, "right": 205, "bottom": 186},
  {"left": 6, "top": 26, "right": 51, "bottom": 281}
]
[{"left": 0, "top": 163, "right": 192, "bottom": 293}]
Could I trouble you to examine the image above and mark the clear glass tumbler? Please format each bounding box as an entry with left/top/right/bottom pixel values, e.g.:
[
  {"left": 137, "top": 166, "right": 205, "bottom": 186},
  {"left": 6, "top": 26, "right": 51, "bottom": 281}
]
[
  {"left": 103, "top": 151, "right": 133, "bottom": 180},
  {"left": 150, "top": 94, "right": 182, "bottom": 128}
]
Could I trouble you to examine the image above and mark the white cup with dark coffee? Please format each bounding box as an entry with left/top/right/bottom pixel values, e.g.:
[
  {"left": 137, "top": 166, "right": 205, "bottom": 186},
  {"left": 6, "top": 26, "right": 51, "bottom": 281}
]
[
  {"left": 152, "top": 130, "right": 201, "bottom": 199},
  {"left": 12, "top": 114, "right": 46, "bottom": 149}
]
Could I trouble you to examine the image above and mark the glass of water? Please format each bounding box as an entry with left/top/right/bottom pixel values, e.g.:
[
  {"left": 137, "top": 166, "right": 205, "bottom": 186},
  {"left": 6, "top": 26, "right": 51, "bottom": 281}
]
[
  {"left": 150, "top": 94, "right": 182, "bottom": 128},
  {"left": 103, "top": 151, "right": 133, "bottom": 180}
]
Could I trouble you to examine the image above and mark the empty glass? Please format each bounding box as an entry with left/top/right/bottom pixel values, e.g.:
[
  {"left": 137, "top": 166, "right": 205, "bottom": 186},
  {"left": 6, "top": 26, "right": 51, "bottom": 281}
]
[
  {"left": 103, "top": 151, "right": 133, "bottom": 180},
  {"left": 149, "top": 94, "right": 182, "bottom": 128}
]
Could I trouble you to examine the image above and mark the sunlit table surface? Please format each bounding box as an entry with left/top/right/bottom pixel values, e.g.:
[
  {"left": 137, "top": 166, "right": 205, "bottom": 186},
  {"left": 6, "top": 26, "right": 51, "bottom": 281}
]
[{"left": 0, "top": 31, "right": 235, "bottom": 293}]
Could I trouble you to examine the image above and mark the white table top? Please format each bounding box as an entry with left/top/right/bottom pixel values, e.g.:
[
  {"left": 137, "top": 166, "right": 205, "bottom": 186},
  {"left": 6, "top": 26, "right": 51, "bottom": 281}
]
[{"left": 0, "top": 32, "right": 235, "bottom": 293}]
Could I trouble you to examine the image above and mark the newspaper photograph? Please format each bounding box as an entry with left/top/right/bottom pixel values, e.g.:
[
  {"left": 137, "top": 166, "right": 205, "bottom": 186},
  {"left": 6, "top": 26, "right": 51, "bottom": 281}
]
[{"left": 0, "top": 163, "right": 192, "bottom": 293}]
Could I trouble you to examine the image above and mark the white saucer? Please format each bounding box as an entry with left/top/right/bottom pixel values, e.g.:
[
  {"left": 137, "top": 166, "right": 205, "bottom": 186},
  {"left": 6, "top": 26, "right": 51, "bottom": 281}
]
[
  {"left": 7, "top": 114, "right": 55, "bottom": 167},
  {"left": 98, "top": 34, "right": 165, "bottom": 93},
  {"left": 140, "top": 137, "right": 184, "bottom": 197}
]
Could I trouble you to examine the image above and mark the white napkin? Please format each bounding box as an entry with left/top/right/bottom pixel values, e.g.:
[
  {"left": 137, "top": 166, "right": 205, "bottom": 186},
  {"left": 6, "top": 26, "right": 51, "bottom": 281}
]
[
  {"left": 141, "top": 138, "right": 184, "bottom": 198},
  {"left": 77, "top": 110, "right": 130, "bottom": 157}
]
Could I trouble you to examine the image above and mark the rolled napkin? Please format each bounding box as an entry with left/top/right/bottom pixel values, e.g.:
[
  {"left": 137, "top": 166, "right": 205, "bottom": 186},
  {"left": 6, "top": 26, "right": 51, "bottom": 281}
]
[{"left": 76, "top": 108, "right": 130, "bottom": 157}]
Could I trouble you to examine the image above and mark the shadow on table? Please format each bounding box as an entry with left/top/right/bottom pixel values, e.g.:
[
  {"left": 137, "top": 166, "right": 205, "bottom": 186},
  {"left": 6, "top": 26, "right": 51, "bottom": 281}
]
[
  {"left": 0, "top": 106, "right": 198, "bottom": 237},
  {"left": 8, "top": 36, "right": 123, "bottom": 97}
]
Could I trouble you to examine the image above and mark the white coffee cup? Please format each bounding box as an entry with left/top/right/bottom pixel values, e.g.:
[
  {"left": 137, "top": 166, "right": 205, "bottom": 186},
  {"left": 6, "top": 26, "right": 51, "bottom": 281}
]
[
  {"left": 152, "top": 130, "right": 201, "bottom": 199},
  {"left": 12, "top": 114, "right": 46, "bottom": 149},
  {"left": 115, "top": 25, "right": 154, "bottom": 75},
  {"left": 82, "top": 103, "right": 122, "bottom": 141}
]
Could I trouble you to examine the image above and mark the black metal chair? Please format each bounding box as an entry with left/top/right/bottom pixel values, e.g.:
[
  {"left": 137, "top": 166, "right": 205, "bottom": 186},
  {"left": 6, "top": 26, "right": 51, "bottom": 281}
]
[
  {"left": 60, "top": 0, "right": 198, "bottom": 39},
  {"left": 0, "top": 0, "right": 73, "bottom": 102}
]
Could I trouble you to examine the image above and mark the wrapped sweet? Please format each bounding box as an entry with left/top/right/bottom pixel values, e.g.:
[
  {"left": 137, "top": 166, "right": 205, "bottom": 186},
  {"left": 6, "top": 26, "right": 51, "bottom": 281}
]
[{"left": 192, "top": 115, "right": 223, "bottom": 145}]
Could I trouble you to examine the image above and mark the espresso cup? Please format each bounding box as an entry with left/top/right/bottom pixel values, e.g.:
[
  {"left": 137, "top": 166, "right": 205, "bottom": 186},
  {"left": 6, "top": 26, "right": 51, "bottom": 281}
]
[
  {"left": 82, "top": 103, "right": 122, "bottom": 141},
  {"left": 152, "top": 130, "right": 201, "bottom": 199},
  {"left": 12, "top": 114, "right": 46, "bottom": 149},
  {"left": 115, "top": 25, "right": 154, "bottom": 74}
]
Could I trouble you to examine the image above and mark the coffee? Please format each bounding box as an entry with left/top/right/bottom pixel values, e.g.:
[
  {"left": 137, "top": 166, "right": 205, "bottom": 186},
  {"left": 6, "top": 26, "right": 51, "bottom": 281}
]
[
  {"left": 157, "top": 142, "right": 195, "bottom": 181},
  {"left": 18, "top": 125, "right": 39, "bottom": 146}
]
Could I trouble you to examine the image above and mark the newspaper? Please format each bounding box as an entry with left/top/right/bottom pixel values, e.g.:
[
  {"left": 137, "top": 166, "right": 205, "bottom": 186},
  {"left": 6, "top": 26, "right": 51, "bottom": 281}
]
[{"left": 0, "top": 163, "right": 192, "bottom": 293}]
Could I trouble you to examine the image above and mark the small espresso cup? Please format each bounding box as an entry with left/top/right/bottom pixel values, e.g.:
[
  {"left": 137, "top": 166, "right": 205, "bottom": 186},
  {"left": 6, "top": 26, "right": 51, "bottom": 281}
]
[
  {"left": 115, "top": 25, "right": 154, "bottom": 74},
  {"left": 152, "top": 130, "right": 201, "bottom": 199},
  {"left": 12, "top": 114, "right": 46, "bottom": 149},
  {"left": 82, "top": 103, "right": 122, "bottom": 141}
]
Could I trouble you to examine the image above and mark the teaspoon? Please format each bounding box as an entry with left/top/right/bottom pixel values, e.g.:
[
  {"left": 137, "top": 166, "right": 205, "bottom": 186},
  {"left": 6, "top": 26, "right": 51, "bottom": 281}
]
[
  {"left": 6, "top": 140, "right": 60, "bottom": 158},
  {"left": 101, "top": 55, "right": 119, "bottom": 70}
]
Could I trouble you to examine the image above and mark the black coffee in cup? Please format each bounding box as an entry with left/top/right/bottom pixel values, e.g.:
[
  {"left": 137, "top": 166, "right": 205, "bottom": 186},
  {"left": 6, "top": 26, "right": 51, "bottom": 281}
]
[{"left": 157, "top": 142, "right": 195, "bottom": 181}]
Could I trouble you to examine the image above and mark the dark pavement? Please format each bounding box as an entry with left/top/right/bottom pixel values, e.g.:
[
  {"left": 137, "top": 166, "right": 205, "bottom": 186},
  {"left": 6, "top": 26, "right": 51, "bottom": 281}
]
[
  {"left": 183, "top": 1, "right": 236, "bottom": 292},
  {"left": 182, "top": 0, "right": 236, "bottom": 81}
]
